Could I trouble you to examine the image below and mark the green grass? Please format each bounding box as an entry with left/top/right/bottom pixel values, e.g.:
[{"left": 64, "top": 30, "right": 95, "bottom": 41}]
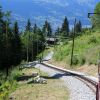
[
  {"left": 53, "top": 30, "right": 100, "bottom": 66},
  {"left": 0, "top": 67, "right": 22, "bottom": 100}
]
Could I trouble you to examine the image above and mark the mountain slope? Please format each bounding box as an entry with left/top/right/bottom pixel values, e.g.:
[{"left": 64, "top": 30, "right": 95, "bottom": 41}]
[{"left": 0, "top": 0, "right": 99, "bottom": 29}]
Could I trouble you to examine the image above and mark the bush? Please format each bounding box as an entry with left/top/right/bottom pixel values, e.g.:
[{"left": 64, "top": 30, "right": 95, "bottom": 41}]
[
  {"left": 63, "top": 41, "right": 68, "bottom": 45},
  {"left": 9, "top": 67, "right": 22, "bottom": 80},
  {"left": 88, "top": 36, "right": 97, "bottom": 44},
  {"left": 0, "top": 80, "right": 18, "bottom": 100},
  {"left": 80, "top": 56, "right": 86, "bottom": 65},
  {"left": 0, "top": 81, "right": 11, "bottom": 100},
  {"left": 72, "top": 55, "right": 79, "bottom": 65},
  {"left": 0, "top": 68, "right": 20, "bottom": 100}
]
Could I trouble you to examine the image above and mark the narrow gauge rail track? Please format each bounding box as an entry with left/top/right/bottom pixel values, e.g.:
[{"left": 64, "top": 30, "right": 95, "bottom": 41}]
[{"left": 41, "top": 62, "right": 98, "bottom": 94}]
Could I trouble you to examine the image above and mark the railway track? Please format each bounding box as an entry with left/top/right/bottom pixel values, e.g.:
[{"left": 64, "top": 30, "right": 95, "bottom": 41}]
[{"left": 41, "top": 62, "right": 98, "bottom": 95}]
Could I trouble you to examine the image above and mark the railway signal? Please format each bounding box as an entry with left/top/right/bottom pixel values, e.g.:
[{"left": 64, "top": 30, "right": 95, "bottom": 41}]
[
  {"left": 88, "top": 12, "right": 100, "bottom": 100},
  {"left": 98, "top": 52, "right": 100, "bottom": 100}
]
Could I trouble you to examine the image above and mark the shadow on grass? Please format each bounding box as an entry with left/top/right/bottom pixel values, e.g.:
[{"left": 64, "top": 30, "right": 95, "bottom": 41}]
[
  {"left": 16, "top": 75, "right": 35, "bottom": 82},
  {"left": 17, "top": 72, "right": 74, "bottom": 84},
  {"left": 49, "top": 72, "right": 72, "bottom": 79},
  {"left": 27, "top": 72, "right": 72, "bottom": 84}
]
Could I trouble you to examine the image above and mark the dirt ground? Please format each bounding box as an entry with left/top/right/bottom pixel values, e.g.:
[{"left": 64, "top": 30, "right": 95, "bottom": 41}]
[{"left": 9, "top": 68, "right": 69, "bottom": 100}]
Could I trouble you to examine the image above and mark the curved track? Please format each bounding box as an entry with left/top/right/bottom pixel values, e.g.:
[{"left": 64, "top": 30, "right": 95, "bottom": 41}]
[{"left": 34, "top": 62, "right": 97, "bottom": 100}]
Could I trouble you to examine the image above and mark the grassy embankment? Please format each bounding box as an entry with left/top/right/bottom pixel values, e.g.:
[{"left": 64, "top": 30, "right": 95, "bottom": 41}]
[{"left": 50, "top": 30, "right": 100, "bottom": 76}]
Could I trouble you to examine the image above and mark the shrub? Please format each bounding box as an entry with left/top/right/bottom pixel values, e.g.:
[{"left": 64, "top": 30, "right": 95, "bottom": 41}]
[
  {"left": 72, "top": 55, "right": 79, "bottom": 65},
  {"left": 63, "top": 41, "right": 68, "bottom": 45},
  {"left": 0, "top": 68, "right": 20, "bottom": 100},
  {"left": 88, "top": 36, "right": 97, "bottom": 44},
  {"left": 80, "top": 56, "right": 86, "bottom": 65}
]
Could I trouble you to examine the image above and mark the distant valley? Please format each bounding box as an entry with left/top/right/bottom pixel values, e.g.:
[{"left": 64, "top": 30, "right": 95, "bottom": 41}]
[{"left": 0, "top": 0, "right": 99, "bottom": 30}]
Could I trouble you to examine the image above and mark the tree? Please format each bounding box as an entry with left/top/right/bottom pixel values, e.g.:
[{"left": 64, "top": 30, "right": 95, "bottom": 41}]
[
  {"left": 2, "top": 11, "right": 13, "bottom": 76},
  {"left": 75, "top": 21, "right": 82, "bottom": 33},
  {"left": 21, "top": 28, "right": 45, "bottom": 62},
  {"left": 12, "top": 21, "right": 22, "bottom": 65},
  {"left": 0, "top": 6, "right": 4, "bottom": 68},
  {"left": 47, "top": 22, "right": 52, "bottom": 37},
  {"left": 0, "top": 8, "right": 23, "bottom": 77},
  {"left": 13, "top": 21, "right": 19, "bottom": 34},
  {"left": 33, "top": 23, "right": 37, "bottom": 33},
  {"left": 92, "top": 2, "right": 100, "bottom": 29},
  {"left": 0, "top": 6, "right": 4, "bottom": 33},
  {"left": 61, "top": 17, "right": 69, "bottom": 37},
  {"left": 55, "top": 27, "right": 60, "bottom": 37},
  {"left": 42, "top": 20, "right": 52, "bottom": 37},
  {"left": 25, "top": 19, "right": 32, "bottom": 62},
  {"left": 26, "top": 19, "right": 31, "bottom": 32}
]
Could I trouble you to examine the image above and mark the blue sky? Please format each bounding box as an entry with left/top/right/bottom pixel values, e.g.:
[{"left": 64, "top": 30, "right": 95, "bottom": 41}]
[{"left": 0, "top": 0, "right": 99, "bottom": 29}]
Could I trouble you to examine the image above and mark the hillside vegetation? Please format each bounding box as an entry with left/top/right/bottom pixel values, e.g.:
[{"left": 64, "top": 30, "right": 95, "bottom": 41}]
[{"left": 53, "top": 30, "right": 100, "bottom": 67}]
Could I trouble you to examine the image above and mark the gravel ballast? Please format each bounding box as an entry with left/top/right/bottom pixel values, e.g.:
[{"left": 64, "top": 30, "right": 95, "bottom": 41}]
[{"left": 35, "top": 64, "right": 96, "bottom": 100}]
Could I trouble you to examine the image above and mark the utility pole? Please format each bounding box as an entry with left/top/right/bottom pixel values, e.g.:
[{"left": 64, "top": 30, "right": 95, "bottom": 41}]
[
  {"left": 70, "top": 19, "right": 76, "bottom": 66},
  {"left": 40, "top": 41, "right": 43, "bottom": 62},
  {"left": 37, "top": 34, "right": 38, "bottom": 59},
  {"left": 27, "top": 33, "right": 29, "bottom": 62},
  {"left": 54, "top": 34, "right": 56, "bottom": 51},
  {"left": 31, "top": 34, "right": 34, "bottom": 61}
]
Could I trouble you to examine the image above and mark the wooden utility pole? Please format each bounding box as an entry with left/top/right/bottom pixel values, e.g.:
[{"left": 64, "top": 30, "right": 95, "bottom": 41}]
[
  {"left": 37, "top": 33, "right": 39, "bottom": 59},
  {"left": 70, "top": 19, "right": 76, "bottom": 66},
  {"left": 27, "top": 34, "right": 29, "bottom": 62},
  {"left": 31, "top": 35, "right": 34, "bottom": 61}
]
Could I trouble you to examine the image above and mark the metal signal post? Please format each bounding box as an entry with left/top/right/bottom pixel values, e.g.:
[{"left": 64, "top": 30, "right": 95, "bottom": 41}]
[{"left": 88, "top": 12, "right": 100, "bottom": 100}]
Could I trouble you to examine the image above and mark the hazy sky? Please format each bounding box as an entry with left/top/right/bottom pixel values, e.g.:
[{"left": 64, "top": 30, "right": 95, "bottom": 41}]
[{"left": 0, "top": 0, "right": 99, "bottom": 29}]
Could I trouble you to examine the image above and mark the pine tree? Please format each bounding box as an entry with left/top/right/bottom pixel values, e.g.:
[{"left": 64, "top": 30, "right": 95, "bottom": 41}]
[
  {"left": 33, "top": 23, "right": 38, "bottom": 33},
  {"left": 42, "top": 20, "right": 48, "bottom": 37},
  {"left": 0, "top": 6, "right": 4, "bottom": 70},
  {"left": 26, "top": 19, "right": 31, "bottom": 32},
  {"left": 55, "top": 27, "right": 60, "bottom": 36},
  {"left": 0, "top": 6, "right": 4, "bottom": 33},
  {"left": 25, "top": 19, "right": 32, "bottom": 62},
  {"left": 47, "top": 22, "right": 52, "bottom": 37},
  {"left": 79, "top": 21, "right": 82, "bottom": 32},
  {"left": 61, "top": 16, "right": 69, "bottom": 37},
  {"left": 3, "top": 11, "right": 13, "bottom": 76},
  {"left": 12, "top": 21, "right": 22, "bottom": 65},
  {"left": 42, "top": 20, "right": 52, "bottom": 37},
  {"left": 75, "top": 21, "right": 82, "bottom": 33}
]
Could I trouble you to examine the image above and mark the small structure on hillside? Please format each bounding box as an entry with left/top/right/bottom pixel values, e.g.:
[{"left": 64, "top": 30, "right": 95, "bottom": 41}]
[{"left": 46, "top": 37, "right": 58, "bottom": 45}]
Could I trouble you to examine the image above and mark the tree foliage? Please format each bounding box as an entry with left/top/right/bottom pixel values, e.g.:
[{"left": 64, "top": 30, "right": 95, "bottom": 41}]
[
  {"left": 61, "top": 17, "right": 69, "bottom": 37},
  {"left": 92, "top": 2, "right": 100, "bottom": 29},
  {"left": 42, "top": 20, "right": 52, "bottom": 37},
  {"left": 0, "top": 4, "right": 85, "bottom": 77},
  {"left": 0, "top": 7, "right": 22, "bottom": 76},
  {"left": 75, "top": 21, "right": 82, "bottom": 33},
  {"left": 21, "top": 21, "right": 45, "bottom": 62}
]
